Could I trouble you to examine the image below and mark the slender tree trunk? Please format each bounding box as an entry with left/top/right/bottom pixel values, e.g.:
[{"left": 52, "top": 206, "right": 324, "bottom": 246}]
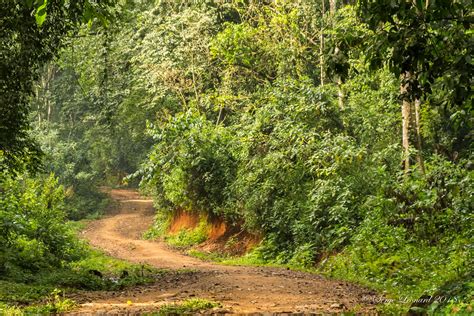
[
  {"left": 320, "top": 0, "right": 325, "bottom": 86},
  {"left": 413, "top": 98, "right": 425, "bottom": 174},
  {"left": 36, "top": 85, "right": 42, "bottom": 128},
  {"left": 47, "top": 101, "right": 51, "bottom": 123},
  {"left": 401, "top": 71, "right": 425, "bottom": 175},
  {"left": 337, "top": 76, "right": 344, "bottom": 109},
  {"left": 103, "top": 31, "right": 109, "bottom": 120},
  {"left": 401, "top": 72, "right": 411, "bottom": 174},
  {"left": 334, "top": 47, "right": 344, "bottom": 110},
  {"left": 330, "top": 0, "right": 337, "bottom": 13},
  {"left": 329, "top": 0, "right": 345, "bottom": 109},
  {"left": 216, "top": 106, "right": 224, "bottom": 125},
  {"left": 46, "top": 65, "right": 52, "bottom": 123},
  {"left": 191, "top": 53, "right": 199, "bottom": 102}
]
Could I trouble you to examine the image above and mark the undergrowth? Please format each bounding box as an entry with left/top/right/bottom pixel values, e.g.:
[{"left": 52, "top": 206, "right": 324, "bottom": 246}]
[
  {"left": 0, "top": 247, "right": 162, "bottom": 313},
  {"left": 151, "top": 298, "right": 221, "bottom": 315}
]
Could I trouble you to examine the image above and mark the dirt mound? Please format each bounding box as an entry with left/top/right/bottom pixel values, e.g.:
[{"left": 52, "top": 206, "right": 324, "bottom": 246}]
[
  {"left": 167, "top": 210, "right": 261, "bottom": 255},
  {"left": 199, "top": 219, "right": 261, "bottom": 255},
  {"left": 168, "top": 209, "right": 200, "bottom": 234}
]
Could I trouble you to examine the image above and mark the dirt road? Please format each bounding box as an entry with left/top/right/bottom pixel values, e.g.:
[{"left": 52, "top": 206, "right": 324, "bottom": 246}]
[{"left": 71, "top": 189, "right": 379, "bottom": 314}]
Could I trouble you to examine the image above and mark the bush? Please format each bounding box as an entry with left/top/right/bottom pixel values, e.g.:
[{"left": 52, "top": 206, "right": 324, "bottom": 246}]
[
  {"left": 0, "top": 169, "right": 83, "bottom": 276},
  {"left": 322, "top": 156, "right": 473, "bottom": 311},
  {"left": 140, "top": 110, "right": 236, "bottom": 216}
]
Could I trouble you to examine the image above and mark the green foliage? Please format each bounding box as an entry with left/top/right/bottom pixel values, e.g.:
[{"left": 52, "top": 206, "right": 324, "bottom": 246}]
[
  {"left": 322, "top": 156, "right": 473, "bottom": 312},
  {"left": 0, "top": 281, "right": 54, "bottom": 306},
  {"left": 141, "top": 111, "right": 236, "bottom": 216},
  {"left": 0, "top": 303, "right": 22, "bottom": 316},
  {"left": 0, "top": 0, "right": 114, "bottom": 173},
  {"left": 358, "top": 0, "right": 473, "bottom": 105},
  {"left": 23, "top": 289, "right": 76, "bottom": 314},
  {"left": 187, "top": 249, "right": 230, "bottom": 263},
  {"left": 33, "top": 127, "right": 109, "bottom": 219},
  {"left": 3, "top": 0, "right": 470, "bottom": 313},
  {"left": 132, "top": 2, "right": 472, "bottom": 312},
  {"left": 0, "top": 248, "right": 163, "bottom": 311},
  {"left": 143, "top": 210, "right": 172, "bottom": 240},
  {"left": 0, "top": 166, "right": 82, "bottom": 276},
  {"left": 155, "top": 298, "right": 221, "bottom": 315}
]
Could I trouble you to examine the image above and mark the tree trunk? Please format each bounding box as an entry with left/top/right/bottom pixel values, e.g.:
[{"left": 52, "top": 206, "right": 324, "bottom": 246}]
[
  {"left": 36, "top": 85, "right": 42, "bottom": 128},
  {"left": 337, "top": 75, "right": 344, "bottom": 109},
  {"left": 320, "top": 0, "right": 325, "bottom": 86},
  {"left": 401, "top": 72, "right": 411, "bottom": 174},
  {"left": 400, "top": 71, "right": 425, "bottom": 175},
  {"left": 216, "top": 106, "right": 224, "bottom": 125},
  {"left": 413, "top": 98, "right": 425, "bottom": 174},
  {"left": 329, "top": 0, "right": 345, "bottom": 109},
  {"left": 330, "top": 0, "right": 337, "bottom": 13},
  {"left": 334, "top": 47, "right": 344, "bottom": 109}
]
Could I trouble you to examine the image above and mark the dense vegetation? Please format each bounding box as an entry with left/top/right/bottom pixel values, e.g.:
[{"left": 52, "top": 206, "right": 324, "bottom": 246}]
[{"left": 1, "top": 0, "right": 472, "bottom": 314}]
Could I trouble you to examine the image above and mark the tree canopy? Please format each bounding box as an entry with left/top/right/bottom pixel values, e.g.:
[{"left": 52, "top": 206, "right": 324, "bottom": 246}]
[{"left": 1, "top": 0, "right": 472, "bottom": 314}]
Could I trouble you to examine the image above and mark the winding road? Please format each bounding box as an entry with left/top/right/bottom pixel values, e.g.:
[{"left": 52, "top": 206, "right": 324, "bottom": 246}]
[{"left": 69, "top": 189, "right": 379, "bottom": 314}]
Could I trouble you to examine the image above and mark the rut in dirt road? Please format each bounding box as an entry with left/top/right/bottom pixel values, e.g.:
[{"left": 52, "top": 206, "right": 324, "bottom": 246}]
[{"left": 72, "top": 189, "right": 380, "bottom": 314}]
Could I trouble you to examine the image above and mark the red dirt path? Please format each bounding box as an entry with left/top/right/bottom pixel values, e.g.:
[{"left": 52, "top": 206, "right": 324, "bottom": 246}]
[{"left": 68, "top": 189, "right": 380, "bottom": 315}]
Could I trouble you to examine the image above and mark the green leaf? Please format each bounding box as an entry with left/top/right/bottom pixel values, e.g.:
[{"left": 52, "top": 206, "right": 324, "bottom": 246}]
[{"left": 35, "top": 0, "right": 48, "bottom": 26}]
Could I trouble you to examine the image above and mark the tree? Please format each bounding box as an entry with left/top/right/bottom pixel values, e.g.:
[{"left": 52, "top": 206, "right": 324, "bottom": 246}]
[
  {"left": 0, "top": 0, "right": 113, "bottom": 173},
  {"left": 357, "top": 0, "right": 473, "bottom": 172}
]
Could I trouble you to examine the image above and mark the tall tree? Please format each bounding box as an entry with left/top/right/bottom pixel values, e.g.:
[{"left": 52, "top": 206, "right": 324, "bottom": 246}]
[
  {"left": 0, "top": 0, "right": 112, "bottom": 172},
  {"left": 358, "top": 0, "right": 473, "bottom": 172}
]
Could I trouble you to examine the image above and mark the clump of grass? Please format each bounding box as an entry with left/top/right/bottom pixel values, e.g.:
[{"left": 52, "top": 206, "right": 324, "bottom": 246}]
[
  {"left": 155, "top": 298, "right": 221, "bottom": 315},
  {"left": 70, "top": 248, "right": 154, "bottom": 276},
  {"left": 187, "top": 249, "right": 227, "bottom": 262},
  {"left": 0, "top": 288, "right": 76, "bottom": 315},
  {"left": 0, "top": 281, "right": 54, "bottom": 305},
  {"left": 65, "top": 220, "right": 88, "bottom": 233},
  {"left": 143, "top": 210, "right": 211, "bottom": 249},
  {"left": 23, "top": 289, "right": 76, "bottom": 314},
  {"left": 0, "top": 303, "right": 22, "bottom": 316}
]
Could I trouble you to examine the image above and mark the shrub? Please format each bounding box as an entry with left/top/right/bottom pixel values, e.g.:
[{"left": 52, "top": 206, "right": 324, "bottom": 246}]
[
  {"left": 0, "top": 167, "right": 82, "bottom": 277},
  {"left": 140, "top": 110, "right": 236, "bottom": 216}
]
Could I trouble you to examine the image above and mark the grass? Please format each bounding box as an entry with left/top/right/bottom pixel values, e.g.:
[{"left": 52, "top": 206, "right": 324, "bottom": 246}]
[
  {"left": 0, "top": 286, "right": 76, "bottom": 315},
  {"left": 65, "top": 220, "right": 88, "bottom": 233},
  {"left": 165, "top": 216, "right": 210, "bottom": 248},
  {"left": 70, "top": 248, "right": 157, "bottom": 277},
  {"left": 147, "top": 298, "right": 221, "bottom": 315},
  {"left": 187, "top": 248, "right": 318, "bottom": 273},
  {"left": 22, "top": 289, "right": 76, "bottom": 314},
  {"left": 0, "top": 242, "right": 164, "bottom": 314},
  {"left": 187, "top": 249, "right": 228, "bottom": 262},
  {"left": 0, "top": 281, "right": 55, "bottom": 306},
  {"left": 0, "top": 303, "right": 22, "bottom": 316}
]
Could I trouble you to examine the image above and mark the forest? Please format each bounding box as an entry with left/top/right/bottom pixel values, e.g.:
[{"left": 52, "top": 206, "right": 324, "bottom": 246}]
[{"left": 1, "top": 0, "right": 473, "bottom": 314}]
